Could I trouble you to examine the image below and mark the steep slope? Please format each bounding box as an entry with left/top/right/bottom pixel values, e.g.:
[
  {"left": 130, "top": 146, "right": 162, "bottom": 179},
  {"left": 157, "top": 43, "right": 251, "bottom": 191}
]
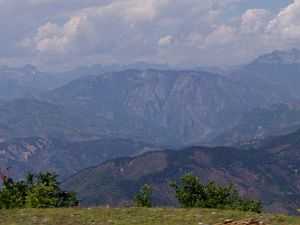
[
  {"left": 63, "top": 130, "right": 300, "bottom": 214},
  {"left": 0, "top": 98, "right": 175, "bottom": 144},
  {"left": 0, "top": 98, "right": 106, "bottom": 141},
  {"left": 212, "top": 103, "right": 300, "bottom": 145},
  {"left": 227, "top": 49, "right": 300, "bottom": 102},
  {"left": 44, "top": 69, "right": 263, "bottom": 144},
  {"left": 0, "top": 137, "right": 159, "bottom": 179},
  {"left": 0, "top": 80, "right": 34, "bottom": 100}
]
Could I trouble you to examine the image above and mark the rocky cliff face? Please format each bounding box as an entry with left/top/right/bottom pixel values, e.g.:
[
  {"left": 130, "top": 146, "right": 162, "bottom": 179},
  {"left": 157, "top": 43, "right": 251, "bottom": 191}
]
[{"left": 44, "top": 69, "right": 263, "bottom": 144}]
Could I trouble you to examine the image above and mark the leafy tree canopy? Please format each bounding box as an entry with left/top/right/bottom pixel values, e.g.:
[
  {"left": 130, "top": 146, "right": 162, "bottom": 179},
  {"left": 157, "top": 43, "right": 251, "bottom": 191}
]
[
  {"left": 170, "top": 173, "right": 262, "bottom": 213},
  {"left": 134, "top": 184, "right": 152, "bottom": 207},
  {"left": 0, "top": 171, "right": 78, "bottom": 209}
]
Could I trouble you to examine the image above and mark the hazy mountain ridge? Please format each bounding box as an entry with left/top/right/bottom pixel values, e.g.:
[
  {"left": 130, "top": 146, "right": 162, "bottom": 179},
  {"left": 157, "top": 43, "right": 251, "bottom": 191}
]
[
  {"left": 254, "top": 49, "right": 300, "bottom": 64},
  {"left": 0, "top": 136, "right": 160, "bottom": 180},
  {"left": 0, "top": 65, "right": 89, "bottom": 100},
  {"left": 0, "top": 98, "right": 105, "bottom": 141},
  {"left": 0, "top": 62, "right": 176, "bottom": 100},
  {"left": 0, "top": 51, "right": 300, "bottom": 215},
  {"left": 0, "top": 98, "right": 179, "bottom": 145},
  {"left": 43, "top": 69, "right": 263, "bottom": 144},
  {"left": 228, "top": 49, "right": 300, "bottom": 102},
  {"left": 212, "top": 102, "right": 300, "bottom": 145},
  {"left": 63, "top": 129, "right": 300, "bottom": 215}
]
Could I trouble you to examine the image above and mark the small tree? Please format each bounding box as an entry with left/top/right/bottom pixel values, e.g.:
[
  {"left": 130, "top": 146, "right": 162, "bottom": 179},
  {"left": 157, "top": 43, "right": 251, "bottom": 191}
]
[
  {"left": 0, "top": 171, "right": 78, "bottom": 209},
  {"left": 134, "top": 184, "right": 152, "bottom": 207},
  {"left": 170, "top": 173, "right": 262, "bottom": 213},
  {"left": 170, "top": 173, "right": 205, "bottom": 208},
  {"left": 0, "top": 177, "right": 28, "bottom": 209}
]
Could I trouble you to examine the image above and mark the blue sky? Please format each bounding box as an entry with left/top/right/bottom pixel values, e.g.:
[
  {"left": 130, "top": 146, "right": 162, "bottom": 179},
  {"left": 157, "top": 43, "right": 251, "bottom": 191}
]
[
  {"left": 239, "top": 0, "right": 293, "bottom": 12},
  {"left": 0, "top": 0, "right": 299, "bottom": 71}
]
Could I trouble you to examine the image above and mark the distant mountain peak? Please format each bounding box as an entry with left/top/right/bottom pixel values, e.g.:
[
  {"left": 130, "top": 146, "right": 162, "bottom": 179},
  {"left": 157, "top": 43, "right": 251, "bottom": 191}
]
[{"left": 254, "top": 49, "right": 300, "bottom": 64}]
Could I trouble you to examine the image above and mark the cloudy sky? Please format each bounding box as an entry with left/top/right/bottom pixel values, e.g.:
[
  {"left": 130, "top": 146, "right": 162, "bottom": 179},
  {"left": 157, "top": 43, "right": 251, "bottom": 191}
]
[{"left": 0, "top": 0, "right": 299, "bottom": 71}]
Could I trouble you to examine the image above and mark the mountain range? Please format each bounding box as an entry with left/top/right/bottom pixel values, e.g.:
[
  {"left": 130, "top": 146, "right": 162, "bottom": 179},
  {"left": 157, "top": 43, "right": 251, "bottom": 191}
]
[
  {"left": 1, "top": 49, "right": 300, "bottom": 216},
  {"left": 227, "top": 49, "right": 300, "bottom": 102},
  {"left": 0, "top": 62, "right": 174, "bottom": 100},
  {"left": 212, "top": 102, "right": 300, "bottom": 145},
  {"left": 63, "top": 129, "right": 300, "bottom": 215},
  {"left": 0, "top": 98, "right": 178, "bottom": 144},
  {"left": 43, "top": 69, "right": 263, "bottom": 144},
  {"left": 0, "top": 98, "right": 109, "bottom": 142},
  {"left": 0, "top": 137, "right": 160, "bottom": 180}
]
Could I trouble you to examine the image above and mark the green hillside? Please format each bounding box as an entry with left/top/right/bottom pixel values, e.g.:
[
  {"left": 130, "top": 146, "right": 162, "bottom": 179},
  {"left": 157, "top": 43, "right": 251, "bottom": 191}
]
[{"left": 1, "top": 208, "right": 300, "bottom": 225}]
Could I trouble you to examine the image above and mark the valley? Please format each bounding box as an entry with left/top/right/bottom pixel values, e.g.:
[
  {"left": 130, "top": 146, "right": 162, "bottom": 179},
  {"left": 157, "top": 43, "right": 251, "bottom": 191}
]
[{"left": 1, "top": 49, "right": 300, "bottom": 216}]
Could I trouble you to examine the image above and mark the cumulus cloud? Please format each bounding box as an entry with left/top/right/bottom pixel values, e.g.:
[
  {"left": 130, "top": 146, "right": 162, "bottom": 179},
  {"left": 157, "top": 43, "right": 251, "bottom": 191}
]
[
  {"left": 0, "top": 0, "right": 298, "bottom": 70},
  {"left": 158, "top": 36, "right": 173, "bottom": 47},
  {"left": 267, "top": 0, "right": 300, "bottom": 43},
  {"left": 34, "top": 16, "right": 98, "bottom": 55},
  {"left": 241, "top": 9, "right": 270, "bottom": 33},
  {"left": 206, "top": 25, "right": 236, "bottom": 46}
]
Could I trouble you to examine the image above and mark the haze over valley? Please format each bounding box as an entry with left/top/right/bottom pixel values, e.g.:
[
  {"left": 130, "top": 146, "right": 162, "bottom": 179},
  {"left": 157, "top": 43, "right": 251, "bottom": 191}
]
[{"left": 1, "top": 0, "right": 300, "bottom": 219}]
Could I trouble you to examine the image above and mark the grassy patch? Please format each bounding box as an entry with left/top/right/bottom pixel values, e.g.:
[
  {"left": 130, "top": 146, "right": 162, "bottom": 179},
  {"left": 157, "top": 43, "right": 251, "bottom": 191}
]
[{"left": 0, "top": 208, "right": 299, "bottom": 225}]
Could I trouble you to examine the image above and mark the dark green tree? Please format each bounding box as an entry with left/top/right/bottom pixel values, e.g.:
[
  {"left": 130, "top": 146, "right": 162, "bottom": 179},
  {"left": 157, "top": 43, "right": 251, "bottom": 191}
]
[
  {"left": 170, "top": 173, "right": 262, "bottom": 213},
  {"left": 170, "top": 173, "right": 205, "bottom": 208},
  {"left": 0, "top": 177, "right": 28, "bottom": 209},
  {"left": 0, "top": 171, "right": 78, "bottom": 209},
  {"left": 134, "top": 184, "right": 152, "bottom": 207}
]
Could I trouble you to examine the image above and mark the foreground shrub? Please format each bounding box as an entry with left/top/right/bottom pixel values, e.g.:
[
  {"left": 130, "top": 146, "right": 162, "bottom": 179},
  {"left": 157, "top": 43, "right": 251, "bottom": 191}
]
[
  {"left": 0, "top": 171, "right": 78, "bottom": 209},
  {"left": 134, "top": 184, "right": 152, "bottom": 207},
  {"left": 170, "top": 173, "right": 262, "bottom": 213}
]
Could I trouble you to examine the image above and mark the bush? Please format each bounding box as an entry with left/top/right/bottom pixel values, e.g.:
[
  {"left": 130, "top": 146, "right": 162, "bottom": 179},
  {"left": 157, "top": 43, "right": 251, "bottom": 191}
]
[
  {"left": 170, "top": 173, "right": 262, "bottom": 213},
  {"left": 0, "top": 171, "right": 78, "bottom": 209},
  {"left": 134, "top": 184, "right": 152, "bottom": 207}
]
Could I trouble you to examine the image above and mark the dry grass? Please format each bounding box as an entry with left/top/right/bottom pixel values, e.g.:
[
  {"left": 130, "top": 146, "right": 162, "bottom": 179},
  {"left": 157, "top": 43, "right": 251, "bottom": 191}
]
[{"left": 0, "top": 207, "right": 299, "bottom": 225}]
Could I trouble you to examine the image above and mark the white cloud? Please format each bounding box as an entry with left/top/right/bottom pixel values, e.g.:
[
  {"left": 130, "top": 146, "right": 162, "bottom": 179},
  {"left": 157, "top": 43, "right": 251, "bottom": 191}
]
[
  {"left": 267, "top": 0, "right": 300, "bottom": 43},
  {"left": 206, "top": 25, "right": 236, "bottom": 46},
  {"left": 158, "top": 36, "right": 173, "bottom": 47},
  {"left": 0, "top": 0, "right": 298, "bottom": 70},
  {"left": 34, "top": 16, "right": 99, "bottom": 55},
  {"left": 241, "top": 9, "right": 270, "bottom": 33}
]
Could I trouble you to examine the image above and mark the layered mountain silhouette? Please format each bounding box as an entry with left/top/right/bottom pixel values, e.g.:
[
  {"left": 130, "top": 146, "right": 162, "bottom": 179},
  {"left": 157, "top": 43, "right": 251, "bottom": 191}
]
[
  {"left": 1, "top": 50, "right": 300, "bottom": 216},
  {"left": 212, "top": 102, "right": 300, "bottom": 145},
  {"left": 43, "top": 69, "right": 263, "bottom": 144},
  {"left": 227, "top": 49, "right": 300, "bottom": 102},
  {"left": 0, "top": 137, "right": 160, "bottom": 180},
  {"left": 0, "top": 65, "right": 90, "bottom": 100},
  {"left": 63, "top": 129, "right": 300, "bottom": 215}
]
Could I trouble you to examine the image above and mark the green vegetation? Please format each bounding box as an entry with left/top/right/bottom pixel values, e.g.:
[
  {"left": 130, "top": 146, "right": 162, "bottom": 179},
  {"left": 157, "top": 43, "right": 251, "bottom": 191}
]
[
  {"left": 170, "top": 173, "right": 262, "bottom": 213},
  {"left": 1, "top": 207, "right": 300, "bottom": 225},
  {"left": 0, "top": 172, "right": 78, "bottom": 209},
  {"left": 134, "top": 184, "right": 152, "bottom": 207}
]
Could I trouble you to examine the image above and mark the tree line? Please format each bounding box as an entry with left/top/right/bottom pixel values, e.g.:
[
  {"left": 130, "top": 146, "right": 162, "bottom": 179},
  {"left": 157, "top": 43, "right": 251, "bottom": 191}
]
[
  {"left": 0, "top": 171, "right": 78, "bottom": 209},
  {"left": 135, "top": 173, "right": 262, "bottom": 213},
  {"left": 0, "top": 171, "right": 262, "bottom": 213}
]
